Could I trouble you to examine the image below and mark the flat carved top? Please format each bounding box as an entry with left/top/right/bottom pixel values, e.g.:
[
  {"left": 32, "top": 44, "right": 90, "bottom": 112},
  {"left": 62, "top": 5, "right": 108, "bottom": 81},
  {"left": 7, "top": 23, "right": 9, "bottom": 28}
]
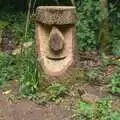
[{"left": 36, "top": 6, "right": 76, "bottom": 25}]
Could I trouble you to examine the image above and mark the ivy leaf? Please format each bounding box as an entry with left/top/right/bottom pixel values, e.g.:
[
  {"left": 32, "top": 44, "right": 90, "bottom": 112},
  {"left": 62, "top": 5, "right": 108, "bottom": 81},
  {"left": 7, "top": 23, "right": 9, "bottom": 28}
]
[{"left": 79, "top": 101, "right": 92, "bottom": 113}]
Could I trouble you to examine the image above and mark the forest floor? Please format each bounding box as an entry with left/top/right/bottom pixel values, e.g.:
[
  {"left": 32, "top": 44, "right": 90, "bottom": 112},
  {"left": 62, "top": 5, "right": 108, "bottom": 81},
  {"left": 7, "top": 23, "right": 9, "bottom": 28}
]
[
  {"left": 0, "top": 9, "right": 120, "bottom": 120},
  {"left": 0, "top": 17, "right": 120, "bottom": 120},
  {"left": 0, "top": 92, "right": 73, "bottom": 120},
  {"left": 0, "top": 79, "right": 120, "bottom": 120},
  {"left": 0, "top": 80, "right": 75, "bottom": 120}
]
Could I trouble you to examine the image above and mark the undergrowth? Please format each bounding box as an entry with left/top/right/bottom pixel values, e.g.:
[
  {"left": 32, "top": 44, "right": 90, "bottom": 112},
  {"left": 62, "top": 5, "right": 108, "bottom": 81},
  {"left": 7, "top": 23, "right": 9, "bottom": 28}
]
[
  {"left": 0, "top": 52, "right": 19, "bottom": 86},
  {"left": 76, "top": 0, "right": 100, "bottom": 51},
  {"left": 111, "top": 66, "right": 120, "bottom": 95},
  {"left": 0, "top": 0, "right": 119, "bottom": 103},
  {"left": 0, "top": 11, "right": 40, "bottom": 96},
  {"left": 75, "top": 99, "right": 120, "bottom": 120},
  {"left": 19, "top": 44, "right": 40, "bottom": 96},
  {"left": 20, "top": 83, "right": 69, "bottom": 105}
]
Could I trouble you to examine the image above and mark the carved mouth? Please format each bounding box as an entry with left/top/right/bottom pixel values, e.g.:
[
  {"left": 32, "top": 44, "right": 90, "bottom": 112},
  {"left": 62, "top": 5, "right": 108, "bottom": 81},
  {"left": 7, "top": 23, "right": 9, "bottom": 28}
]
[{"left": 46, "top": 56, "right": 66, "bottom": 60}]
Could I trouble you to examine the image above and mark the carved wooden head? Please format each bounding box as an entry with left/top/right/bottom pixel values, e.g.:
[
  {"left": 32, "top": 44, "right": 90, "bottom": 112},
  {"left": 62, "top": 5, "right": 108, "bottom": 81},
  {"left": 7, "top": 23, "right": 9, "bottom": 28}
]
[{"left": 36, "top": 6, "right": 76, "bottom": 76}]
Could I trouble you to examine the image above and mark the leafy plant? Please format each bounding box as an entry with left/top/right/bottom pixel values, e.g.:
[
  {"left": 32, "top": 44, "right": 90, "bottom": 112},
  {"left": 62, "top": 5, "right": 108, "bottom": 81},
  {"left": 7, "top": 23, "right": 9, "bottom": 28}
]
[
  {"left": 86, "top": 66, "right": 111, "bottom": 85},
  {"left": 111, "top": 69, "right": 120, "bottom": 95},
  {"left": 76, "top": 0, "right": 100, "bottom": 51},
  {"left": 75, "top": 99, "right": 120, "bottom": 120},
  {"left": 86, "top": 68, "right": 100, "bottom": 84},
  {"left": 94, "top": 100, "right": 112, "bottom": 120},
  {"left": 109, "top": 3, "right": 120, "bottom": 56},
  {"left": 0, "top": 52, "right": 19, "bottom": 86},
  {"left": 18, "top": 0, "right": 39, "bottom": 96},
  {"left": 19, "top": 44, "right": 40, "bottom": 96},
  {"left": 47, "top": 83, "right": 69, "bottom": 101},
  {"left": 75, "top": 101, "right": 93, "bottom": 120}
]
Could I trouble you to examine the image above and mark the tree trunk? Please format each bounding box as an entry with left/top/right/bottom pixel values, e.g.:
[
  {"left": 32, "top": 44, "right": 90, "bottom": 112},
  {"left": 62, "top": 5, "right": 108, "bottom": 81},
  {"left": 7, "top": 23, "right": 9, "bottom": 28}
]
[{"left": 99, "top": 0, "right": 109, "bottom": 54}]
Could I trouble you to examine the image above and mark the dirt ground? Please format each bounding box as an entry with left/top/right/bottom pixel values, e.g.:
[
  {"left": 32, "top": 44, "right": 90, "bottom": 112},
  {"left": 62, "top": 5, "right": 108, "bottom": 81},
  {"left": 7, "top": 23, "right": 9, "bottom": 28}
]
[
  {"left": 0, "top": 80, "right": 75, "bottom": 120},
  {"left": 0, "top": 94, "right": 73, "bottom": 120},
  {"left": 0, "top": 80, "right": 120, "bottom": 120}
]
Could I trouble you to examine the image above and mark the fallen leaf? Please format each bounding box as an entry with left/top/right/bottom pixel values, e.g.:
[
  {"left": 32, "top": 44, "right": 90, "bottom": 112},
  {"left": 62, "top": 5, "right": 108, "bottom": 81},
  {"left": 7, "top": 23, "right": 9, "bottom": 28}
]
[
  {"left": 2, "top": 90, "right": 12, "bottom": 95},
  {"left": 12, "top": 47, "right": 21, "bottom": 55},
  {"left": 118, "top": 59, "right": 120, "bottom": 61},
  {"left": 23, "top": 42, "right": 32, "bottom": 48}
]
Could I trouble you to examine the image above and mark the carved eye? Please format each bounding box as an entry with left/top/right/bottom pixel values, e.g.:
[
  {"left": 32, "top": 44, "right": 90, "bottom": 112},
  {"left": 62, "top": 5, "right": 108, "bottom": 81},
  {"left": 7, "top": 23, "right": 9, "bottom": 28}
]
[{"left": 49, "top": 27, "right": 64, "bottom": 55}]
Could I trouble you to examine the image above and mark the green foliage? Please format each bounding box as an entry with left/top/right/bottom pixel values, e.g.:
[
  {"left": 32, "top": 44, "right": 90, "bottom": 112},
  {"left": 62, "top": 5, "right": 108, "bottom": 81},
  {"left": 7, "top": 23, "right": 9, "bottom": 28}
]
[
  {"left": 97, "top": 54, "right": 120, "bottom": 95},
  {"left": 0, "top": 14, "right": 25, "bottom": 87},
  {"left": 76, "top": 1, "right": 120, "bottom": 53},
  {"left": 75, "top": 101, "right": 93, "bottom": 120},
  {"left": 0, "top": 52, "right": 18, "bottom": 86},
  {"left": 76, "top": 0, "right": 100, "bottom": 51},
  {"left": 47, "top": 83, "right": 69, "bottom": 101},
  {"left": 111, "top": 68, "right": 120, "bottom": 95},
  {"left": 0, "top": 10, "right": 39, "bottom": 96},
  {"left": 20, "top": 83, "right": 69, "bottom": 105},
  {"left": 17, "top": 7, "right": 39, "bottom": 96},
  {"left": 0, "top": 20, "right": 9, "bottom": 43},
  {"left": 110, "top": 5, "right": 120, "bottom": 56},
  {"left": 94, "top": 100, "right": 112, "bottom": 120},
  {"left": 86, "top": 66, "right": 111, "bottom": 85},
  {"left": 18, "top": 83, "right": 69, "bottom": 105},
  {"left": 0, "top": 0, "right": 73, "bottom": 11},
  {"left": 75, "top": 100, "right": 120, "bottom": 120},
  {"left": 0, "top": 11, "right": 30, "bottom": 45},
  {"left": 86, "top": 68, "right": 101, "bottom": 85},
  {"left": 0, "top": 20, "right": 9, "bottom": 30},
  {"left": 0, "top": 0, "right": 120, "bottom": 101},
  {"left": 19, "top": 44, "right": 40, "bottom": 96}
]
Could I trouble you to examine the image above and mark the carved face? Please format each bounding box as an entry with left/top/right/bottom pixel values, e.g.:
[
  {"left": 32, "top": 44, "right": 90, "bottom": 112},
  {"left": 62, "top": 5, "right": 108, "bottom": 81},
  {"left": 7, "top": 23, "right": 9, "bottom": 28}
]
[{"left": 36, "top": 6, "right": 76, "bottom": 76}]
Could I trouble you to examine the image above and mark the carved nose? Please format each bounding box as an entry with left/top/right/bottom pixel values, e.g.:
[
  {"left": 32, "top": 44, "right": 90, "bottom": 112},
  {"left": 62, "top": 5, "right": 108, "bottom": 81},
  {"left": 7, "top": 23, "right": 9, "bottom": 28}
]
[{"left": 49, "top": 27, "right": 64, "bottom": 54}]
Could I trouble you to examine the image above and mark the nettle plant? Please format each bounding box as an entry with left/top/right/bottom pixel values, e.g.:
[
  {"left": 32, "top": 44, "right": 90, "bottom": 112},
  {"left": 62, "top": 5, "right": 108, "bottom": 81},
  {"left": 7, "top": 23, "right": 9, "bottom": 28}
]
[{"left": 76, "top": 0, "right": 100, "bottom": 51}]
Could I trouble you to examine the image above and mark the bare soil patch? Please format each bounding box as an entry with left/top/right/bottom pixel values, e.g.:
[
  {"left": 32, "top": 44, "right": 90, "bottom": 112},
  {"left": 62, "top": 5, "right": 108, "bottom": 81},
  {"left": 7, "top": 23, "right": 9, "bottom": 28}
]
[{"left": 0, "top": 79, "right": 119, "bottom": 120}]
